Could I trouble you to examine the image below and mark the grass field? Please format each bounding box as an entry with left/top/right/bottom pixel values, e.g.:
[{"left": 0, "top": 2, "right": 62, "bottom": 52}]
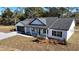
[
  {"left": 0, "top": 25, "right": 15, "bottom": 32},
  {"left": 0, "top": 26, "right": 79, "bottom": 51}
]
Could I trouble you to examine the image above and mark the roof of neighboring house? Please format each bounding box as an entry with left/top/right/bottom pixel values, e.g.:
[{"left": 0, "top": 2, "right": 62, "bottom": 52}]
[{"left": 16, "top": 17, "right": 74, "bottom": 31}]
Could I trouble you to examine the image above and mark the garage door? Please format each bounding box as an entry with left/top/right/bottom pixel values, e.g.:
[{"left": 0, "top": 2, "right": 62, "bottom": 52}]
[{"left": 17, "top": 26, "right": 25, "bottom": 34}]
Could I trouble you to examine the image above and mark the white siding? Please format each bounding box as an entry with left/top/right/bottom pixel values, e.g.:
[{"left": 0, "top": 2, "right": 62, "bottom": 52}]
[
  {"left": 31, "top": 19, "right": 43, "bottom": 25},
  {"left": 48, "top": 29, "right": 67, "bottom": 40},
  {"left": 25, "top": 27, "right": 31, "bottom": 33},
  {"left": 66, "top": 20, "right": 75, "bottom": 40}
]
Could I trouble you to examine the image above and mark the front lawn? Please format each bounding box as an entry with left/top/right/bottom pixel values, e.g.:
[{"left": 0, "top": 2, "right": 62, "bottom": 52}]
[
  {"left": 0, "top": 26, "right": 79, "bottom": 51},
  {"left": 0, "top": 32, "right": 79, "bottom": 51}
]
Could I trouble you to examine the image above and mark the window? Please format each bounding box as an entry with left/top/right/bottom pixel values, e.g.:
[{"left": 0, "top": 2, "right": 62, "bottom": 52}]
[
  {"left": 52, "top": 31, "right": 56, "bottom": 36},
  {"left": 43, "top": 29, "right": 46, "bottom": 33},
  {"left": 52, "top": 31, "right": 62, "bottom": 37},
  {"left": 57, "top": 32, "right": 62, "bottom": 37}
]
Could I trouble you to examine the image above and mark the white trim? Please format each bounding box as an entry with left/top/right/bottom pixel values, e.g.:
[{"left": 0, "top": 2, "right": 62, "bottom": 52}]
[{"left": 46, "top": 29, "right": 48, "bottom": 39}]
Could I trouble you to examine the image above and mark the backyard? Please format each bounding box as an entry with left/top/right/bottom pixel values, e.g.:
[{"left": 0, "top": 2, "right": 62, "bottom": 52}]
[{"left": 0, "top": 25, "right": 79, "bottom": 51}]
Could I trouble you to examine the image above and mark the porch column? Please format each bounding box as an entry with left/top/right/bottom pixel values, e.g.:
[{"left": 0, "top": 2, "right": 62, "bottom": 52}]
[
  {"left": 30, "top": 27, "right": 32, "bottom": 35},
  {"left": 46, "top": 29, "right": 48, "bottom": 39},
  {"left": 37, "top": 28, "right": 39, "bottom": 37},
  {"left": 25, "top": 26, "right": 27, "bottom": 33}
]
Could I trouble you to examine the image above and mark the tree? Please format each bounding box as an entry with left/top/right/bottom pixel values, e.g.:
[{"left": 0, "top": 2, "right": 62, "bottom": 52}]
[
  {"left": 58, "top": 7, "right": 69, "bottom": 17},
  {"left": 2, "top": 8, "right": 13, "bottom": 18},
  {"left": 24, "top": 7, "right": 44, "bottom": 18},
  {"left": 44, "top": 7, "right": 60, "bottom": 17},
  {"left": 1, "top": 8, "right": 13, "bottom": 25},
  {"left": 13, "top": 7, "right": 25, "bottom": 24}
]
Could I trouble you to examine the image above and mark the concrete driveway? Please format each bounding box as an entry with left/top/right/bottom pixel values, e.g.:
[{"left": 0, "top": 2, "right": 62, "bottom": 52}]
[
  {"left": 0, "top": 32, "right": 17, "bottom": 40},
  {"left": 0, "top": 32, "right": 33, "bottom": 40}
]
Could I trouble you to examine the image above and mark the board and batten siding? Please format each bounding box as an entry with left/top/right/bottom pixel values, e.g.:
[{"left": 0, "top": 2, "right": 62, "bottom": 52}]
[
  {"left": 31, "top": 19, "right": 43, "bottom": 25},
  {"left": 48, "top": 29, "right": 67, "bottom": 40},
  {"left": 66, "top": 20, "right": 75, "bottom": 40}
]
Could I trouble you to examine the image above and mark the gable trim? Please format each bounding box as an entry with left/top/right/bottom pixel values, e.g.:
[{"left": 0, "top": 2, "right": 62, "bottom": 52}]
[
  {"left": 16, "top": 22, "right": 24, "bottom": 26},
  {"left": 29, "top": 18, "right": 46, "bottom": 26}
]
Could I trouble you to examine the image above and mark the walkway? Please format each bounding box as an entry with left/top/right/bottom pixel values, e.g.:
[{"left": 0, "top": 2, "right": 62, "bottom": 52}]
[{"left": 0, "top": 32, "right": 33, "bottom": 40}]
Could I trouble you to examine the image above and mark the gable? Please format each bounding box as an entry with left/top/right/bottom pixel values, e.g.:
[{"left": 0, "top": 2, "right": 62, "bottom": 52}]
[
  {"left": 29, "top": 18, "right": 46, "bottom": 26},
  {"left": 16, "top": 22, "right": 24, "bottom": 26}
]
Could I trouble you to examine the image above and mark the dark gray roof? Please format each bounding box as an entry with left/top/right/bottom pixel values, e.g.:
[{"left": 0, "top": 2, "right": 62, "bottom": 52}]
[
  {"left": 17, "top": 17, "right": 74, "bottom": 31},
  {"left": 50, "top": 18, "right": 74, "bottom": 30}
]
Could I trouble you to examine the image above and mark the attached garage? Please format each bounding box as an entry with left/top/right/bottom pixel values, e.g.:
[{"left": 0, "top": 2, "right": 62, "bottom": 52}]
[
  {"left": 15, "top": 22, "right": 25, "bottom": 34},
  {"left": 17, "top": 26, "right": 25, "bottom": 34}
]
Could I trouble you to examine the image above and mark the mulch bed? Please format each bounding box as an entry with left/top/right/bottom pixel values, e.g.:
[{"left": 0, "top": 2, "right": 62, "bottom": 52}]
[{"left": 32, "top": 37, "right": 67, "bottom": 45}]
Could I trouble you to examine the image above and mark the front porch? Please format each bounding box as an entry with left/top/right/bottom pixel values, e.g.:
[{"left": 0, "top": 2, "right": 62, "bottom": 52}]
[{"left": 25, "top": 27, "right": 48, "bottom": 38}]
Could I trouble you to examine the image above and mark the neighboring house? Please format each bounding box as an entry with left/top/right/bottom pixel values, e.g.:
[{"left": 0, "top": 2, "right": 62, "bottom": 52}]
[{"left": 16, "top": 17, "right": 75, "bottom": 41}]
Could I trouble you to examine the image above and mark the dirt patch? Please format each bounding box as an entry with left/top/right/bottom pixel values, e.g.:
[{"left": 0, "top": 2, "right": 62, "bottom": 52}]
[
  {"left": 0, "top": 45, "right": 20, "bottom": 51},
  {"left": 0, "top": 34, "right": 78, "bottom": 51}
]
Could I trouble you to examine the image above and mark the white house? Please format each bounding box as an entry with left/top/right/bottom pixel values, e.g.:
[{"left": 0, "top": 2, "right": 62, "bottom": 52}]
[{"left": 15, "top": 17, "right": 75, "bottom": 41}]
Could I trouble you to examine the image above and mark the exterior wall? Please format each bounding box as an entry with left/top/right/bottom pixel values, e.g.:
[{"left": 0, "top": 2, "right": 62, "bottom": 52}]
[
  {"left": 48, "top": 29, "right": 67, "bottom": 40},
  {"left": 25, "top": 27, "right": 30, "bottom": 33},
  {"left": 66, "top": 20, "right": 75, "bottom": 40}
]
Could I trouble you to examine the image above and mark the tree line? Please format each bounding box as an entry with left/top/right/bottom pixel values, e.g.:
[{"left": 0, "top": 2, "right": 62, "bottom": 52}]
[{"left": 0, "top": 7, "right": 79, "bottom": 25}]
